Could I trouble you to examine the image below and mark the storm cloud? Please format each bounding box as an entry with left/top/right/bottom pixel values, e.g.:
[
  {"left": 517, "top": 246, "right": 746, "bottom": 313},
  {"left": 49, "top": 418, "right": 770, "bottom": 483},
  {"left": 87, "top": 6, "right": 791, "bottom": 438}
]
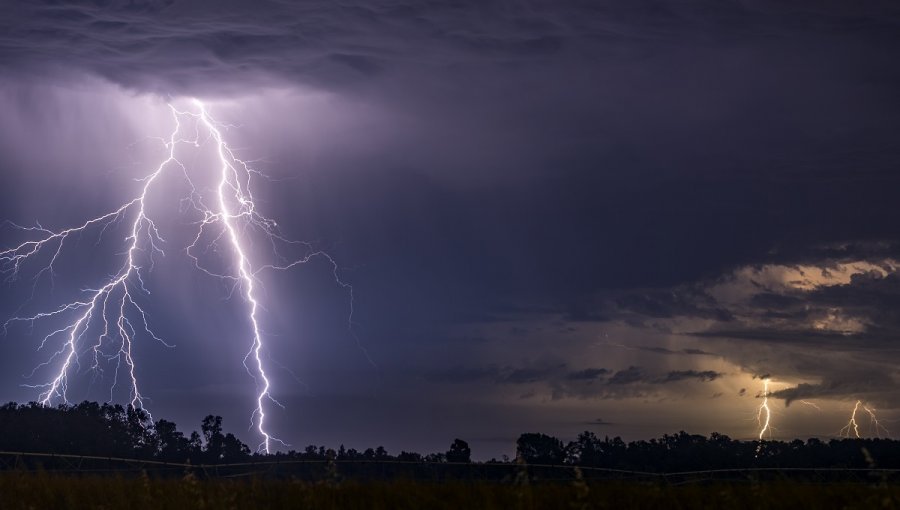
[{"left": 3, "top": 0, "right": 896, "bottom": 95}]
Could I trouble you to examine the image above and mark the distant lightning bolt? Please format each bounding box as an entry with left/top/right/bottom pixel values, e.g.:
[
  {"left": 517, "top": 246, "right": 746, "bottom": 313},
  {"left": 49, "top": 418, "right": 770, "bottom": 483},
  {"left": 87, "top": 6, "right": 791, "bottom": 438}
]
[
  {"left": 0, "top": 99, "right": 353, "bottom": 453},
  {"left": 757, "top": 378, "right": 772, "bottom": 440},
  {"left": 841, "top": 400, "right": 862, "bottom": 438},
  {"left": 863, "top": 404, "right": 889, "bottom": 437},
  {"left": 799, "top": 400, "right": 822, "bottom": 411},
  {"left": 841, "top": 400, "right": 889, "bottom": 438}
]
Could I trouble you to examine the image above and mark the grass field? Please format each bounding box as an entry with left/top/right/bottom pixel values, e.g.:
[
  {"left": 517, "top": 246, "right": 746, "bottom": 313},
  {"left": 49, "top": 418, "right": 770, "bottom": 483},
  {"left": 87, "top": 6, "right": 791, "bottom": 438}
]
[{"left": 1, "top": 472, "right": 900, "bottom": 510}]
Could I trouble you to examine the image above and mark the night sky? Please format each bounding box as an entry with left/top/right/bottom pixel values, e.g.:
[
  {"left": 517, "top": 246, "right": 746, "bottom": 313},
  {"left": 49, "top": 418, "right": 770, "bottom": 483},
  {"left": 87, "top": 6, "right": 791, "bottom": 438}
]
[{"left": 1, "top": 0, "right": 900, "bottom": 459}]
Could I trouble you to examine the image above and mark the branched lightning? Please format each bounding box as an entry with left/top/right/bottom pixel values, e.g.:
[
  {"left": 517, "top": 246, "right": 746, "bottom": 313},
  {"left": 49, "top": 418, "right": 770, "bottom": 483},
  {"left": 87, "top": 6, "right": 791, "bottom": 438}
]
[
  {"left": 841, "top": 400, "right": 889, "bottom": 438},
  {"left": 1, "top": 112, "right": 178, "bottom": 411},
  {"left": 0, "top": 99, "right": 353, "bottom": 453},
  {"left": 863, "top": 404, "right": 889, "bottom": 437}
]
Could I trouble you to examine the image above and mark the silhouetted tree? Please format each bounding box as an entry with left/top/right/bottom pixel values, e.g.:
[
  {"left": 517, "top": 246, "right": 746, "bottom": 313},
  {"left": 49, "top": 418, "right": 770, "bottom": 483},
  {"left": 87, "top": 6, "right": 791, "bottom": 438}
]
[
  {"left": 221, "top": 432, "right": 251, "bottom": 461},
  {"left": 188, "top": 430, "right": 203, "bottom": 458},
  {"left": 446, "top": 439, "right": 471, "bottom": 463},
  {"left": 568, "top": 431, "right": 602, "bottom": 466},
  {"left": 201, "top": 415, "right": 224, "bottom": 460},
  {"left": 154, "top": 419, "right": 190, "bottom": 461},
  {"left": 398, "top": 451, "right": 423, "bottom": 462},
  {"left": 517, "top": 433, "right": 566, "bottom": 465},
  {"left": 424, "top": 452, "right": 447, "bottom": 463}
]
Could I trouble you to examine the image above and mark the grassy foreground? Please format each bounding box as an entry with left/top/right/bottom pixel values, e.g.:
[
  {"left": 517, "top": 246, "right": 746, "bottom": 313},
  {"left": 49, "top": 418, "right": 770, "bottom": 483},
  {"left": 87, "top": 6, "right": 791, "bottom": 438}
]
[{"left": 2, "top": 473, "right": 900, "bottom": 509}]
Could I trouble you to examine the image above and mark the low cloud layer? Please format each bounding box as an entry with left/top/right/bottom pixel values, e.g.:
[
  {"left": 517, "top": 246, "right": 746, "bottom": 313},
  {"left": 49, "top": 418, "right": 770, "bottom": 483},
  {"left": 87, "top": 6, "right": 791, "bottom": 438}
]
[
  {"left": 1, "top": 0, "right": 899, "bottom": 95},
  {"left": 426, "top": 361, "right": 722, "bottom": 401}
]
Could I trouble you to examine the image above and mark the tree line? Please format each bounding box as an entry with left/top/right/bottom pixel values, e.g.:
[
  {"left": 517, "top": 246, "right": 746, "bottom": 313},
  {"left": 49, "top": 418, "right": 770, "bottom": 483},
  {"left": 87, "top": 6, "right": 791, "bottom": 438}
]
[{"left": 1, "top": 401, "right": 899, "bottom": 472}]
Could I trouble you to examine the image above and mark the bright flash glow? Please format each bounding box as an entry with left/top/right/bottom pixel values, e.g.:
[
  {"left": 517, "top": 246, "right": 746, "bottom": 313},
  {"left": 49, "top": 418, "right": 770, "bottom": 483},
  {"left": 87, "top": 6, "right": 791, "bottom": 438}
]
[
  {"left": 0, "top": 99, "right": 353, "bottom": 453},
  {"left": 841, "top": 400, "right": 889, "bottom": 438},
  {"left": 757, "top": 378, "right": 772, "bottom": 440}
]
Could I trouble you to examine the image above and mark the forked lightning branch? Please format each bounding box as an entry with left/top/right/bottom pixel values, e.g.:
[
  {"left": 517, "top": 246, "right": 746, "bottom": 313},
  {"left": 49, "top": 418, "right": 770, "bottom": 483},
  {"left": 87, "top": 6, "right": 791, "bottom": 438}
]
[{"left": 0, "top": 100, "right": 350, "bottom": 453}]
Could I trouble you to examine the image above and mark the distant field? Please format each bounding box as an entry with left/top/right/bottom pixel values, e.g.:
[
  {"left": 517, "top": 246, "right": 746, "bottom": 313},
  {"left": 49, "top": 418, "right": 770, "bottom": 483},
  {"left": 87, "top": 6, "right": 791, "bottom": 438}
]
[{"left": 1, "top": 473, "right": 900, "bottom": 510}]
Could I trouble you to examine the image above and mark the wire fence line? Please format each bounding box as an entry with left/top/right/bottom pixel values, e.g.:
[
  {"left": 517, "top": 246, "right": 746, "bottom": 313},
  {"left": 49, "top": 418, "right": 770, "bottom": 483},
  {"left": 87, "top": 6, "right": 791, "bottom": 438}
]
[
  {"left": 1, "top": 452, "right": 649, "bottom": 479},
  {"left": 3, "top": 451, "right": 900, "bottom": 484}
]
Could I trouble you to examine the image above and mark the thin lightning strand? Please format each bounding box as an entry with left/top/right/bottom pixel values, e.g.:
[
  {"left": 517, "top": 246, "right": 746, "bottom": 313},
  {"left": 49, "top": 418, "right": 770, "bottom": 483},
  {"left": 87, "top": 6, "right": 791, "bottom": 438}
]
[
  {"left": 0, "top": 100, "right": 353, "bottom": 453},
  {"left": 799, "top": 400, "right": 821, "bottom": 411},
  {"left": 863, "top": 404, "right": 889, "bottom": 437}
]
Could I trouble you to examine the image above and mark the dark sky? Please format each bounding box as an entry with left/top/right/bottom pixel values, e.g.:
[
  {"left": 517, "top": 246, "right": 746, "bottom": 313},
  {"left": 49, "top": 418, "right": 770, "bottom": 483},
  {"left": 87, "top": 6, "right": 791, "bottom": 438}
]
[{"left": 1, "top": 0, "right": 900, "bottom": 458}]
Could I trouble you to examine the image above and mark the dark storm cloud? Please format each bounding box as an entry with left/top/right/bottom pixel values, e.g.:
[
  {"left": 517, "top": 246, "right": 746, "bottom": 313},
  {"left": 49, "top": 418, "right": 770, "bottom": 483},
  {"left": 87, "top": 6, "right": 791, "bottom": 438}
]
[
  {"left": 614, "top": 291, "right": 734, "bottom": 322},
  {"left": 690, "top": 329, "right": 859, "bottom": 349},
  {"left": 565, "top": 368, "right": 610, "bottom": 381},
  {"left": 682, "top": 349, "right": 715, "bottom": 356},
  {"left": 597, "top": 342, "right": 717, "bottom": 357},
  {"left": 656, "top": 370, "right": 722, "bottom": 384},
  {"left": 691, "top": 269, "right": 900, "bottom": 351},
  {"left": 606, "top": 366, "right": 643, "bottom": 386},
  {"left": 426, "top": 362, "right": 606, "bottom": 386},
  {"left": 0, "top": 0, "right": 625, "bottom": 92},
  {"left": 770, "top": 370, "right": 897, "bottom": 407},
  {"left": 424, "top": 362, "right": 717, "bottom": 401},
  {"left": 1, "top": 0, "right": 899, "bottom": 96},
  {"left": 502, "top": 365, "right": 567, "bottom": 385},
  {"left": 584, "top": 418, "right": 615, "bottom": 427},
  {"left": 604, "top": 367, "right": 722, "bottom": 386}
]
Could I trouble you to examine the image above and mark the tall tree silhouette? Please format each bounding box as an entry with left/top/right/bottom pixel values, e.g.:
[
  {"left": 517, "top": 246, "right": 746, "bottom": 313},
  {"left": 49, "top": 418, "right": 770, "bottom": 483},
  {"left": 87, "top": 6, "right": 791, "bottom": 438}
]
[
  {"left": 517, "top": 433, "right": 566, "bottom": 464},
  {"left": 446, "top": 439, "right": 471, "bottom": 463}
]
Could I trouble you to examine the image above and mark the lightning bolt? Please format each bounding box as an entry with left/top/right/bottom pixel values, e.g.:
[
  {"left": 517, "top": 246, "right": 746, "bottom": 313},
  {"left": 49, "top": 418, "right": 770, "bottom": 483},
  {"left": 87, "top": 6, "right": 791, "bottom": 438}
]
[
  {"left": 757, "top": 378, "right": 772, "bottom": 440},
  {"left": 841, "top": 400, "right": 862, "bottom": 438},
  {"left": 1, "top": 109, "right": 179, "bottom": 412},
  {"left": 863, "top": 404, "right": 889, "bottom": 437},
  {"left": 841, "top": 400, "right": 889, "bottom": 438},
  {"left": 0, "top": 99, "right": 353, "bottom": 453},
  {"left": 799, "top": 400, "right": 822, "bottom": 411}
]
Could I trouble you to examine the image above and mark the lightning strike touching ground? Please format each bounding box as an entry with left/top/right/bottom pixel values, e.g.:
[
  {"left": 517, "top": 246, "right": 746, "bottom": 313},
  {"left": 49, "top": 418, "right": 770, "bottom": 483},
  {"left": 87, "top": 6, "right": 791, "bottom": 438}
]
[
  {"left": 757, "top": 378, "right": 772, "bottom": 440},
  {"left": 0, "top": 99, "right": 353, "bottom": 453},
  {"left": 841, "top": 400, "right": 862, "bottom": 438},
  {"left": 841, "top": 400, "right": 890, "bottom": 438}
]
